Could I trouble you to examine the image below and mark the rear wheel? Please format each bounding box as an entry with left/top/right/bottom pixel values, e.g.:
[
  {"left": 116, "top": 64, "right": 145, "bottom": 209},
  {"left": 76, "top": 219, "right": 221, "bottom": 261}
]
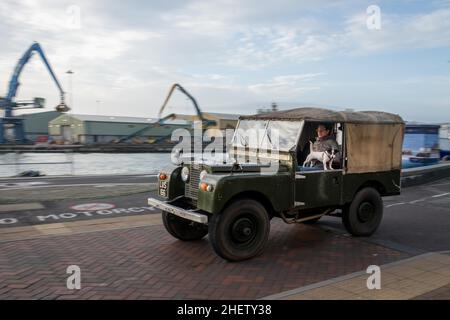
[
  {"left": 209, "top": 199, "right": 270, "bottom": 262},
  {"left": 342, "top": 187, "right": 383, "bottom": 236},
  {"left": 162, "top": 211, "right": 208, "bottom": 241}
]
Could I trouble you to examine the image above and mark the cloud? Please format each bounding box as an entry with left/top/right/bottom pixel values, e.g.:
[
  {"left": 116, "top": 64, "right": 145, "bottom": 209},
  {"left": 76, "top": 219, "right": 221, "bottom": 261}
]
[
  {"left": 221, "top": 6, "right": 450, "bottom": 68},
  {"left": 222, "top": 21, "right": 333, "bottom": 69},
  {"left": 342, "top": 8, "right": 450, "bottom": 54},
  {"left": 0, "top": 0, "right": 449, "bottom": 121},
  {"left": 248, "top": 73, "right": 323, "bottom": 99}
]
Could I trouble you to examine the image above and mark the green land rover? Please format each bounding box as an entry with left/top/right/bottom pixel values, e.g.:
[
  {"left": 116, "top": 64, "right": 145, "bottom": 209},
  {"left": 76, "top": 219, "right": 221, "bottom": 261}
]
[{"left": 148, "top": 107, "right": 405, "bottom": 261}]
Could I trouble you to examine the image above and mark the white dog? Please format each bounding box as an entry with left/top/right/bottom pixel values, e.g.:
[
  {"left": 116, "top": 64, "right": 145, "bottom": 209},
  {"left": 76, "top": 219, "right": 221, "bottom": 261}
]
[{"left": 303, "top": 141, "right": 337, "bottom": 170}]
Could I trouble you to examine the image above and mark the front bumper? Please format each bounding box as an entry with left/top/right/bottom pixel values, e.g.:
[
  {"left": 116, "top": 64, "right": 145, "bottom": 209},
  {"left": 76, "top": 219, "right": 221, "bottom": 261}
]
[{"left": 148, "top": 198, "right": 209, "bottom": 224}]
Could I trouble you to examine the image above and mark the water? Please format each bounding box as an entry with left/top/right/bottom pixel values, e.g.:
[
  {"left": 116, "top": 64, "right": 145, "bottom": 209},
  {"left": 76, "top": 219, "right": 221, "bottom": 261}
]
[
  {"left": 0, "top": 153, "right": 172, "bottom": 177},
  {"left": 0, "top": 152, "right": 437, "bottom": 177}
]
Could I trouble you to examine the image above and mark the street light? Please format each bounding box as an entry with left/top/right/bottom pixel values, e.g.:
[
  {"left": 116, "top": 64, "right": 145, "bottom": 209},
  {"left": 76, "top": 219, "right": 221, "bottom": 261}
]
[{"left": 66, "top": 70, "right": 74, "bottom": 113}]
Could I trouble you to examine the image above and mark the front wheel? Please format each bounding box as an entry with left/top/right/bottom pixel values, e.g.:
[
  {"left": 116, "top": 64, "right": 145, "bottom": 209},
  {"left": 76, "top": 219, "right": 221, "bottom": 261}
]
[
  {"left": 342, "top": 187, "right": 383, "bottom": 236},
  {"left": 208, "top": 199, "right": 270, "bottom": 262},
  {"left": 162, "top": 211, "right": 208, "bottom": 241}
]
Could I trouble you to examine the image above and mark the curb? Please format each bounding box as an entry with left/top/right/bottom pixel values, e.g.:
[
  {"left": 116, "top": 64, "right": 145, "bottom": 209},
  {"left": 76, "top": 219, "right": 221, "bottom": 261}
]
[
  {"left": 401, "top": 162, "right": 450, "bottom": 187},
  {"left": 260, "top": 251, "right": 448, "bottom": 300}
]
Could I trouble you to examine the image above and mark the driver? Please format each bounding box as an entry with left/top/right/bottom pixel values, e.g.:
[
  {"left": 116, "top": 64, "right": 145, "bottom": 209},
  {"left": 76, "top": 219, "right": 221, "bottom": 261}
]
[
  {"left": 305, "top": 124, "right": 341, "bottom": 169},
  {"left": 313, "top": 124, "right": 339, "bottom": 153}
]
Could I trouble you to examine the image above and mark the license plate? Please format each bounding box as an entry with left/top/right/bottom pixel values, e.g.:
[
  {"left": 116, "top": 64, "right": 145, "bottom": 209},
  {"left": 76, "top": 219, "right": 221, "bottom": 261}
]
[{"left": 159, "top": 180, "right": 167, "bottom": 197}]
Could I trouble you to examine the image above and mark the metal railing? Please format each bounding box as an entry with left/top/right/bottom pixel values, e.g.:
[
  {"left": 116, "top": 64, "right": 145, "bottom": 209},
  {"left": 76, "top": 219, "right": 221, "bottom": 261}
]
[{"left": 0, "top": 151, "right": 74, "bottom": 176}]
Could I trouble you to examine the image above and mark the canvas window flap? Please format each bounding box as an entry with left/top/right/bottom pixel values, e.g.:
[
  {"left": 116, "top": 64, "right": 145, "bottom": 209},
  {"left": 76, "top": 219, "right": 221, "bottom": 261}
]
[{"left": 345, "top": 123, "right": 404, "bottom": 173}]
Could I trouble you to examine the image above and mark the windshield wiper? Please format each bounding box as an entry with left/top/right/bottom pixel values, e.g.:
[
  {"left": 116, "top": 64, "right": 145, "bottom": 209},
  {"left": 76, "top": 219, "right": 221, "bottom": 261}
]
[
  {"left": 239, "top": 135, "right": 249, "bottom": 147},
  {"left": 266, "top": 130, "right": 273, "bottom": 148}
]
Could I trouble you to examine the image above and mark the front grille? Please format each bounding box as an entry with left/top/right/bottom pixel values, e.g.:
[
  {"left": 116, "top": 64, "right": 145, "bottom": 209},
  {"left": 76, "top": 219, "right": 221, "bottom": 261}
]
[{"left": 185, "top": 163, "right": 201, "bottom": 204}]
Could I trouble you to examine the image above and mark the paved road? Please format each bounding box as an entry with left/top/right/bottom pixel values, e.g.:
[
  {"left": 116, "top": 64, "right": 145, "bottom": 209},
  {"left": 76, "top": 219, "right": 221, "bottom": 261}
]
[
  {"left": 319, "top": 177, "right": 450, "bottom": 253},
  {"left": 1, "top": 175, "right": 449, "bottom": 255},
  {"left": 0, "top": 174, "right": 157, "bottom": 190},
  {"left": 0, "top": 218, "right": 408, "bottom": 299},
  {"left": 0, "top": 175, "right": 449, "bottom": 300}
]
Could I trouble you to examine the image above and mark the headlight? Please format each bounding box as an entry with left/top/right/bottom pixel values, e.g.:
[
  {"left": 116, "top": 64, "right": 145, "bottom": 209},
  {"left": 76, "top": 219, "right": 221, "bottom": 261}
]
[
  {"left": 199, "top": 170, "right": 208, "bottom": 181},
  {"left": 181, "top": 166, "right": 190, "bottom": 182}
]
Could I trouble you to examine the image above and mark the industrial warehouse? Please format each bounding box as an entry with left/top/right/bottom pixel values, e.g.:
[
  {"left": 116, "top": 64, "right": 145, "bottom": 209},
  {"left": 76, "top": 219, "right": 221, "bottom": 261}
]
[
  {"left": 48, "top": 114, "right": 189, "bottom": 144},
  {"left": 17, "top": 110, "right": 239, "bottom": 145}
]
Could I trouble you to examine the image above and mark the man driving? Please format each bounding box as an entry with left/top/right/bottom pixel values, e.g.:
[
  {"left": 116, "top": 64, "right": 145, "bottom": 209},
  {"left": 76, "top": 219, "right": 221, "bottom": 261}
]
[
  {"left": 307, "top": 123, "right": 340, "bottom": 169},
  {"left": 314, "top": 124, "right": 338, "bottom": 152}
]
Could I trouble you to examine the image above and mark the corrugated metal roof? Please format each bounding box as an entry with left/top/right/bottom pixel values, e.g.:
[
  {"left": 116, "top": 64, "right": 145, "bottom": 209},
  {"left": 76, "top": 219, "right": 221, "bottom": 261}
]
[
  {"left": 240, "top": 107, "right": 404, "bottom": 124},
  {"left": 161, "top": 119, "right": 191, "bottom": 125},
  {"left": 70, "top": 114, "right": 158, "bottom": 124},
  {"left": 168, "top": 112, "right": 240, "bottom": 121},
  {"left": 203, "top": 112, "right": 241, "bottom": 120}
]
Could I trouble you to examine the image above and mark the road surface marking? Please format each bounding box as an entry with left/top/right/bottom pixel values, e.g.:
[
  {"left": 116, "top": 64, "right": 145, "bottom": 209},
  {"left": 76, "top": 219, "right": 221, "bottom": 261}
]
[
  {"left": 431, "top": 192, "right": 450, "bottom": 198},
  {"left": 385, "top": 202, "right": 405, "bottom": 208},
  {"left": 388, "top": 192, "right": 450, "bottom": 207},
  {"left": 0, "top": 174, "right": 158, "bottom": 181},
  {"left": 0, "top": 182, "right": 152, "bottom": 191},
  {"left": 70, "top": 203, "right": 116, "bottom": 211},
  {"left": 0, "top": 181, "right": 50, "bottom": 189},
  {"left": 409, "top": 199, "right": 426, "bottom": 204}
]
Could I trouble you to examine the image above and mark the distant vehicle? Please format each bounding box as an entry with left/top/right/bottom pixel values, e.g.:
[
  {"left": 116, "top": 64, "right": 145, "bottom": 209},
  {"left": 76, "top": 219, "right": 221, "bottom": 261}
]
[
  {"left": 440, "top": 124, "right": 450, "bottom": 160},
  {"left": 35, "top": 135, "right": 49, "bottom": 143},
  {"left": 148, "top": 107, "right": 405, "bottom": 261},
  {"left": 402, "top": 124, "right": 440, "bottom": 167}
]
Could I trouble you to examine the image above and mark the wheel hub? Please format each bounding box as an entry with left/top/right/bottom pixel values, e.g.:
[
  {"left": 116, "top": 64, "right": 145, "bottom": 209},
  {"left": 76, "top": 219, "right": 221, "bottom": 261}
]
[
  {"left": 231, "top": 217, "right": 256, "bottom": 244},
  {"left": 357, "top": 201, "right": 375, "bottom": 222}
]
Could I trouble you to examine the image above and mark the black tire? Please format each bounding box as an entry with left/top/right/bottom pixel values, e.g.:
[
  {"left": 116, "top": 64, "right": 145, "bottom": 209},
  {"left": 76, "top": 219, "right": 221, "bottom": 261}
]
[
  {"left": 162, "top": 211, "right": 208, "bottom": 241},
  {"left": 208, "top": 199, "right": 270, "bottom": 262},
  {"left": 342, "top": 187, "right": 383, "bottom": 236}
]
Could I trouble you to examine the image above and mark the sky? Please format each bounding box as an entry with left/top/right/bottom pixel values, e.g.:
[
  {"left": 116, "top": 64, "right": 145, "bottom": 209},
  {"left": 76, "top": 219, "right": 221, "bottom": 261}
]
[{"left": 0, "top": 0, "right": 449, "bottom": 122}]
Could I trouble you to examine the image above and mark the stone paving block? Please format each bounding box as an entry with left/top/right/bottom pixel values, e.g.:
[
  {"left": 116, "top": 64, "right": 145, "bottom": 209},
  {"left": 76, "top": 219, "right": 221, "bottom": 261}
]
[
  {"left": 359, "top": 287, "right": 411, "bottom": 300},
  {"left": 332, "top": 277, "right": 369, "bottom": 294},
  {"left": 383, "top": 265, "right": 426, "bottom": 277}
]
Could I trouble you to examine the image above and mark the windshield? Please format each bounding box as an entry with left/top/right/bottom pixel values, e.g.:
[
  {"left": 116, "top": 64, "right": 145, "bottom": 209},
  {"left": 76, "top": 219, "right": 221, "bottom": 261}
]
[
  {"left": 232, "top": 120, "right": 267, "bottom": 149},
  {"left": 232, "top": 119, "right": 302, "bottom": 151}
]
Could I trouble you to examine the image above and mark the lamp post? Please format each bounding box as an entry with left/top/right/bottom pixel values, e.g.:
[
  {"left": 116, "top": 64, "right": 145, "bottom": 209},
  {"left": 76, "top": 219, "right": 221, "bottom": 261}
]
[{"left": 66, "top": 70, "right": 74, "bottom": 113}]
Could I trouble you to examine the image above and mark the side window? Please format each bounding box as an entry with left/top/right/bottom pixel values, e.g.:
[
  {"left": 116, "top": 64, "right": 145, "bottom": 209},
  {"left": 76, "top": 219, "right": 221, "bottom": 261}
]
[{"left": 296, "top": 122, "right": 343, "bottom": 170}]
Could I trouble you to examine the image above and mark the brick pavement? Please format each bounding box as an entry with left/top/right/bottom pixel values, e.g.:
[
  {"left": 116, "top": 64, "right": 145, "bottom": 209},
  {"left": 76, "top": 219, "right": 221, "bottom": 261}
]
[
  {"left": 0, "top": 218, "right": 409, "bottom": 299},
  {"left": 414, "top": 284, "right": 450, "bottom": 299},
  {"left": 264, "top": 252, "right": 450, "bottom": 300}
]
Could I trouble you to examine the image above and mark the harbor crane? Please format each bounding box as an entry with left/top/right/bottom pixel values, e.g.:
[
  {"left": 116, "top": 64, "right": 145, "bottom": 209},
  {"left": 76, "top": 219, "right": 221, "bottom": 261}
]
[
  {"left": 0, "top": 42, "right": 69, "bottom": 144},
  {"left": 117, "top": 83, "right": 216, "bottom": 143},
  {"left": 157, "top": 83, "right": 216, "bottom": 128}
]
